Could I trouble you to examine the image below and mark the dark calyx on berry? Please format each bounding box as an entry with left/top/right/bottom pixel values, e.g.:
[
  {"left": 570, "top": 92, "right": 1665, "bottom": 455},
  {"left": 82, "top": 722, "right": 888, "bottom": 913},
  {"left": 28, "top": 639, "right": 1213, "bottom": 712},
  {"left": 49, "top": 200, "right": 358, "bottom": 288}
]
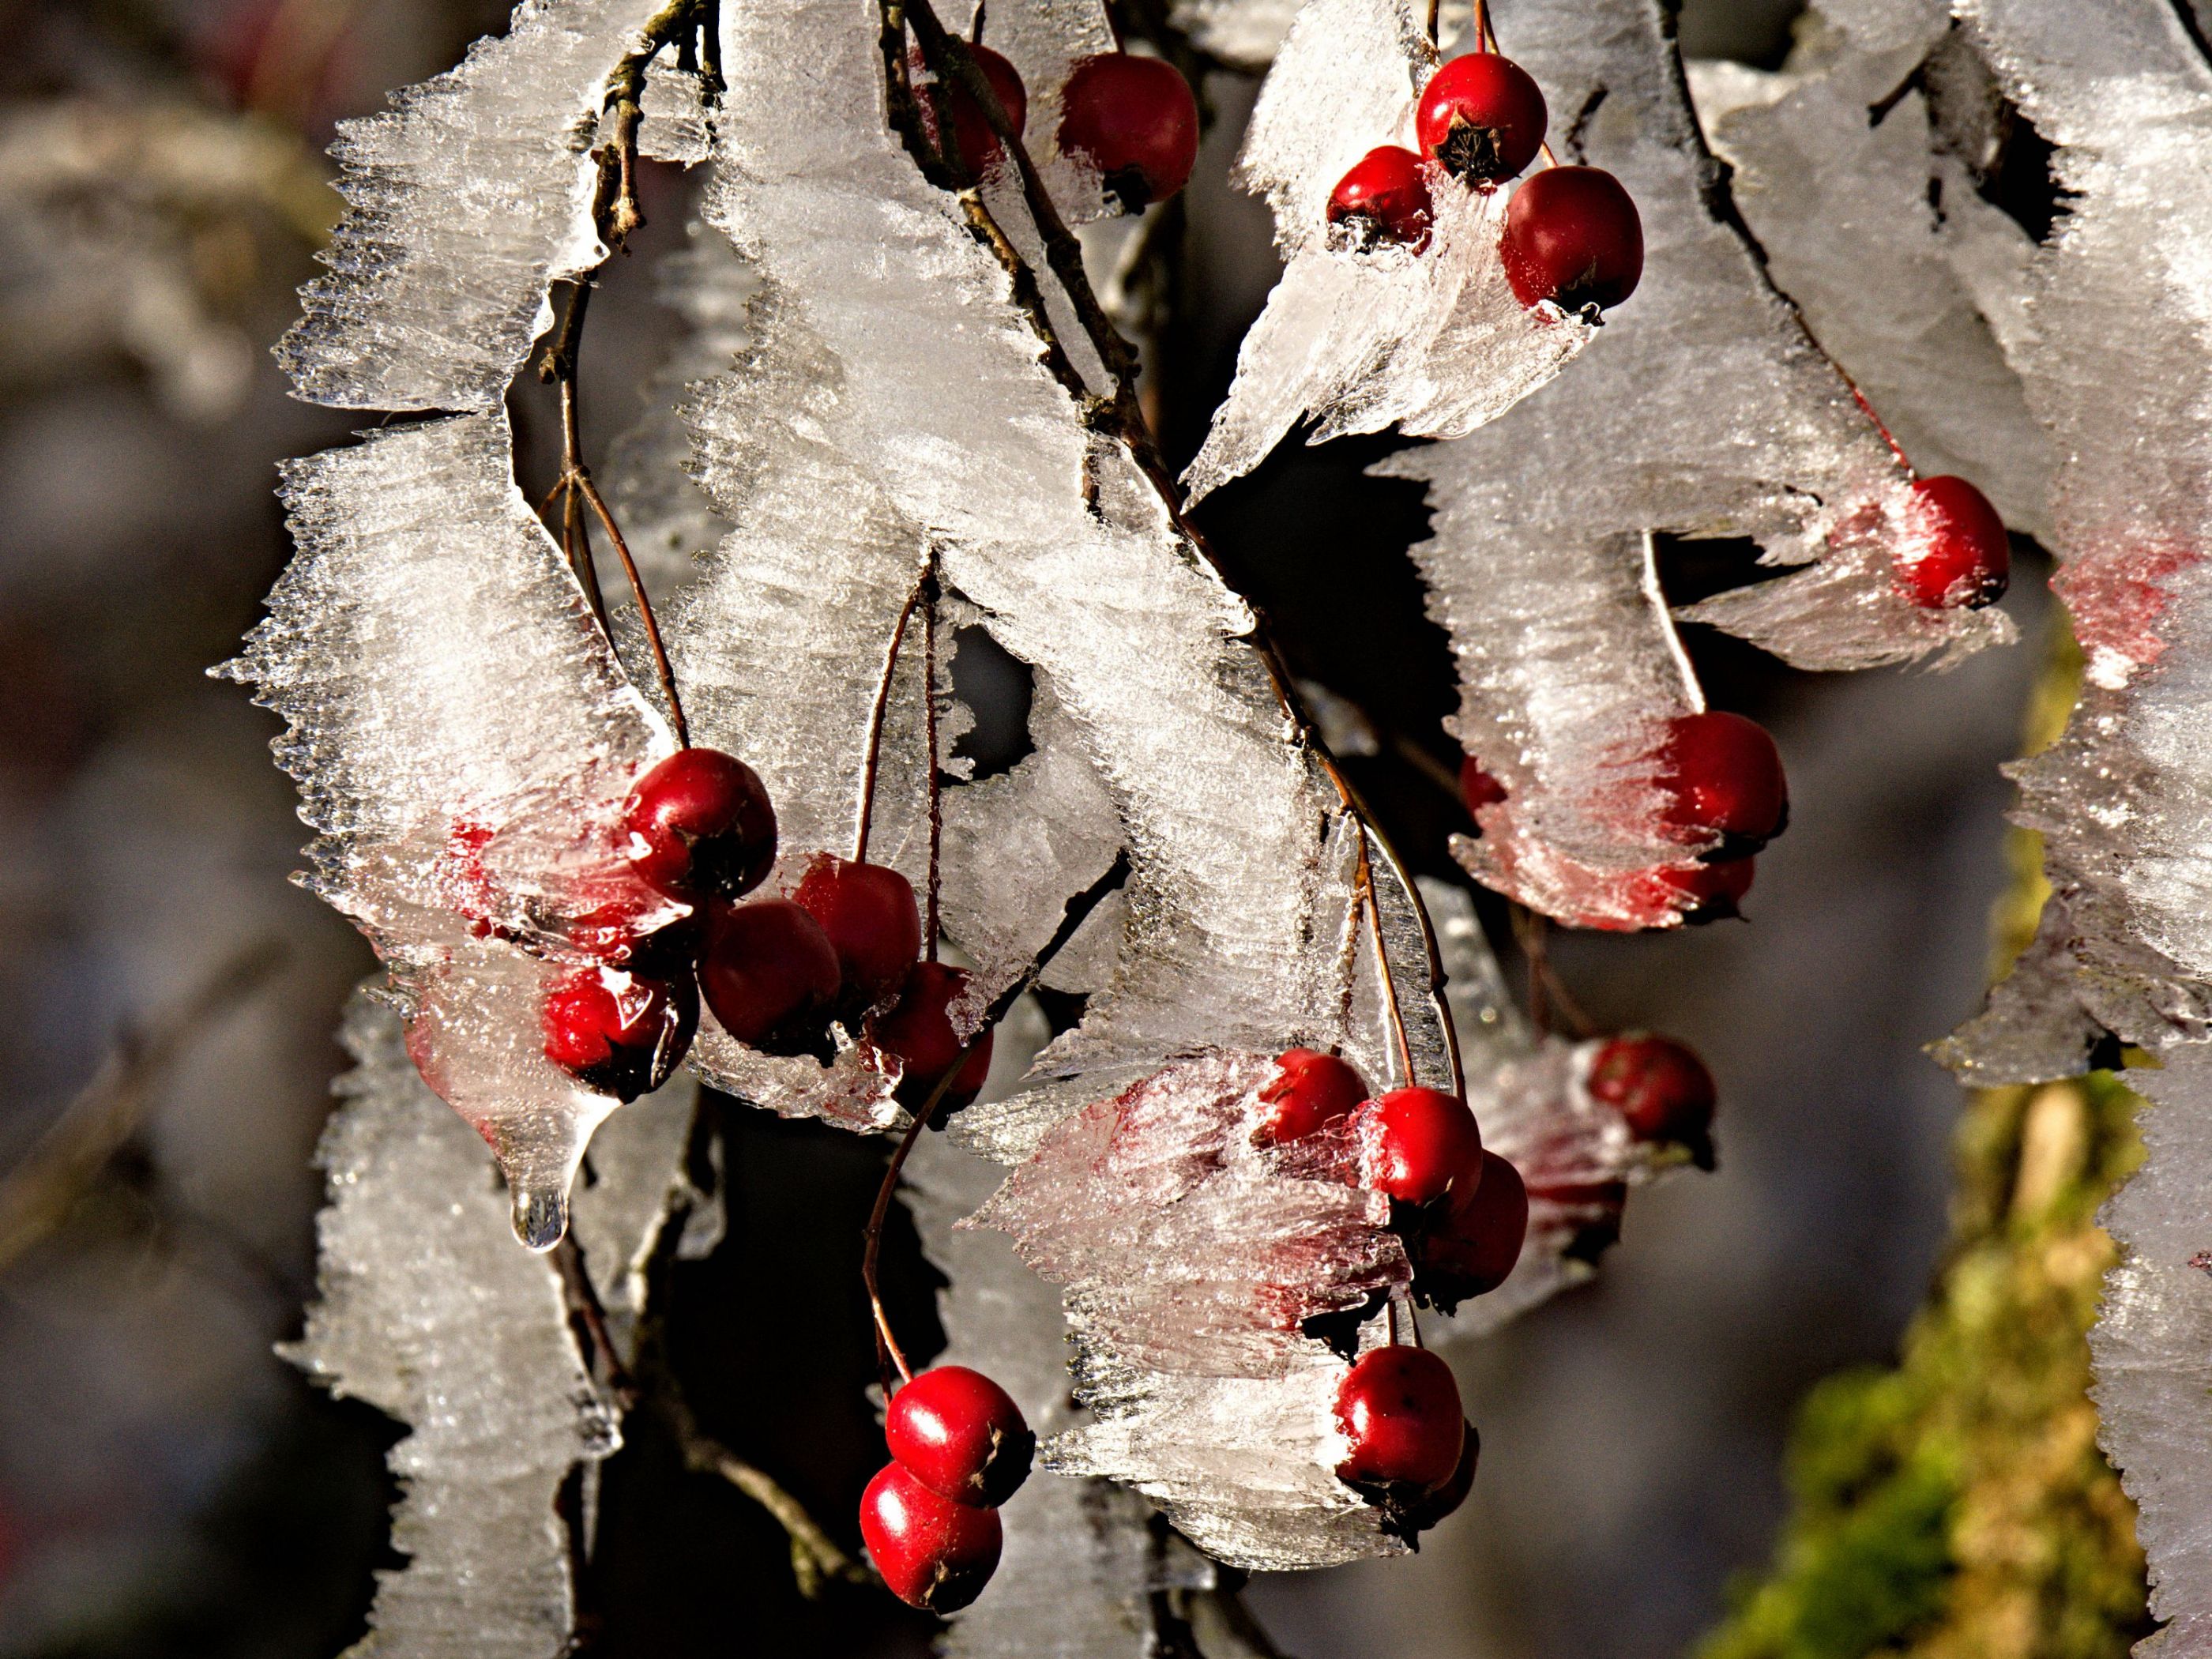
[
  {"left": 698, "top": 898, "right": 841, "bottom": 1057},
  {"left": 1417, "top": 1149, "right": 1527, "bottom": 1309},
  {"left": 1334, "top": 1345, "right": 1465, "bottom": 1493},
  {"left": 1326, "top": 146, "right": 1435, "bottom": 254},
  {"left": 540, "top": 965, "right": 698, "bottom": 1101},
  {"left": 1653, "top": 856, "right": 1755, "bottom": 924},
  {"left": 1058, "top": 52, "right": 1200, "bottom": 213},
  {"left": 792, "top": 853, "right": 924, "bottom": 1014},
  {"left": 622, "top": 747, "right": 777, "bottom": 902},
  {"left": 1395, "top": 1421, "right": 1479, "bottom": 1539},
  {"left": 1501, "top": 165, "right": 1644, "bottom": 314},
  {"left": 1355, "top": 1086, "right": 1483, "bottom": 1207},
  {"left": 1257, "top": 1048, "right": 1367, "bottom": 1143},
  {"left": 908, "top": 40, "right": 1027, "bottom": 175},
  {"left": 873, "top": 961, "right": 995, "bottom": 1115},
  {"left": 1586, "top": 1033, "right": 1716, "bottom": 1164},
  {"left": 1899, "top": 474, "right": 2011, "bottom": 610},
  {"left": 1416, "top": 51, "right": 1547, "bottom": 182},
  {"left": 1657, "top": 711, "right": 1788, "bottom": 859},
  {"left": 886, "top": 1366, "right": 1034, "bottom": 1508},
  {"left": 859, "top": 1462, "right": 1004, "bottom": 1612}
]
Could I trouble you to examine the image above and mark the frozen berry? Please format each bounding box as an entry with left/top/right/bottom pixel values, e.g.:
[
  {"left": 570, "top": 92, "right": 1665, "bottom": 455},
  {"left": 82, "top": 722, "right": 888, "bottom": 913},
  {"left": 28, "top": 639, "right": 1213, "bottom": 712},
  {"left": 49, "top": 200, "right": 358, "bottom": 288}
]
[
  {"left": 1586, "top": 1033, "right": 1716, "bottom": 1147},
  {"left": 908, "top": 39, "right": 1027, "bottom": 173},
  {"left": 1334, "top": 1345, "right": 1465, "bottom": 1492},
  {"left": 886, "top": 1365, "right": 1034, "bottom": 1507},
  {"left": 1058, "top": 52, "right": 1199, "bottom": 212},
  {"left": 1326, "top": 145, "right": 1434, "bottom": 253},
  {"left": 874, "top": 961, "right": 995, "bottom": 1113},
  {"left": 1258, "top": 1048, "right": 1367, "bottom": 1143},
  {"left": 1502, "top": 165, "right": 1643, "bottom": 312},
  {"left": 1416, "top": 51, "right": 1547, "bottom": 182},
  {"left": 1355, "top": 1087, "right": 1482, "bottom": 1206},
  {"left": 1657, "top": 711, "right": 1787, "bottom": 856},
  {"left": 540, "top": 965, "right": 698, "bottom": 1100},
  {"left": 1898, "top": 475, "right": 2010, "bottom": 609},
  {"left": 621, "top": 748, "right": 777, "bottom": 902},
  {"left": 698, "top": 898, "right": 841, "bottom": 1055},
  {"left": 792, "top": 854, "right": 923, "bottom": 1012},
  {"left": 1649, "top": 856, "right": 1755, "bottom": 924},
  {"left": 859, "top": 1462, "right": 1003, "bottom": 1612},
  {"left": 1420, "top": 1150, "right": 1527, "bottom": 1301},
  {"left": 1460, "top": 755, "right": 1507, "bottom": 815},
  {"left": 1399, "top": 1421, "right": 1479, "bottom": 1533}
]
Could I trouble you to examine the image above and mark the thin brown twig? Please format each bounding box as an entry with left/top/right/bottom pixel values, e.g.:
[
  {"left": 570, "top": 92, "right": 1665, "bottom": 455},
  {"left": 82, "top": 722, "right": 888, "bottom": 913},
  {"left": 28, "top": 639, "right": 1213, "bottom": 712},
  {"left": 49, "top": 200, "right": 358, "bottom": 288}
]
[
  {"left": 552, "top": 1232, "right": 639, "bottom": 1409},
  {"left": 854, "top": 570, "right": 930, "bottom": 864},
  {"left": 1353, "top": 828, "right": 1415, "bottom": 1086}
]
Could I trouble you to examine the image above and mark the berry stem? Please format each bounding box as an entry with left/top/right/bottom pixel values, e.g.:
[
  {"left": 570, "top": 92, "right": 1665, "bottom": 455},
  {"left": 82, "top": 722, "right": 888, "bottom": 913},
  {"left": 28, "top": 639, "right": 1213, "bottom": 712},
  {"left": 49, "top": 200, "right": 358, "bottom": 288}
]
[
  {"left": 1355, "top": 826, "right": 1416, "bottom": 1087},
  {"left": 1508, "top": 905, "right": 1595, "bottom": 1038},
  {"left": 854, "top": 567, "right": 931, "bottom": 865},
  {"left": 921, "top": 569, "right": 944, "bottom": 961}
]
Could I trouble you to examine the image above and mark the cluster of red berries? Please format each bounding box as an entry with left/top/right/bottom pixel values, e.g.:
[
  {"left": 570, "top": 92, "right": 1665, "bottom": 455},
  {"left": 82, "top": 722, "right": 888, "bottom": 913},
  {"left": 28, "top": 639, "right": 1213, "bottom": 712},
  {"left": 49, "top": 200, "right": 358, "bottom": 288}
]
[
  {"left": 1324, "top": 44, "right": 1643, "bottom": 315},
  {"left": 910, "top": 38, "right": 1199, "bottom": 211},
  {"left": 860, "top": 1365, "right": 1035, "bottom": 1611}
]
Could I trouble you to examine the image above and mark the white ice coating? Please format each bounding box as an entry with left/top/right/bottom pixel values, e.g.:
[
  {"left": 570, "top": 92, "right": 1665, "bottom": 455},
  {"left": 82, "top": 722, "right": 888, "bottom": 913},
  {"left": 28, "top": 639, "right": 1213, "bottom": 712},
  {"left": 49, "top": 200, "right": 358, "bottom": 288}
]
[
  {"left": 1182, "top": 0, "right": 1596, "bottom": 503},
  {"left": 278, "top": 0, "right": 672, "bottom": 411}
]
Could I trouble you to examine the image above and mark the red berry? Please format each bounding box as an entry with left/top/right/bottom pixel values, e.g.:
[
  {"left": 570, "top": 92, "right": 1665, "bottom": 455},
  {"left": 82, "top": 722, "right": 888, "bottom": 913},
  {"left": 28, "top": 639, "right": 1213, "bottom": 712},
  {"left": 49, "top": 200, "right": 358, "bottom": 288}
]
[
  {"left": 1898, "top": 475, "right": 2010, "bottom": 609},
  {"left": 1648, "top": 856, "right": 1755, "bottom": 924},
  {"left": 1657, "top": 712, "right": 1788, "bottom": 856},
  {"left": 886, "top": 1366, "right": 1034, "bottom": 1507},
  {"left": 908, "top": 40, "right": 1028, "bottom": 174},
  {"left": 1501, "top": 165, "right": 1644, "bottom": 313},
  {"left": 698, "top": 898, "right": 841, "bottom": 1055},
  {"left": 873, "top": 961, "right": 995, "bottom": 1113},
  {"left": 1459, "top": 755, "right": 1507, "bottom": 815},
  {"left": 1257, "top": 1048, "right": 1367, "bottom": 1143},
  {"left": 1399, "top": 1421, "right": 1479, "bottom": 1533},
  {"left": 1334, "top": 1345, "right": 1465, "bottom": 1491},
  {"left": 860, "top": 1462, "right": 1003, "bottom": 1612},
  {"left": 1420, "top": 1150, "right": 1527, "bottom": 1300},
  {"left": 1416, "top": 52, "right": 1547, "bottom": 182},
  {"left": 1586, "top": 1033, "right": 1716, "bottom": 1146},
  {"left": 792, "top": 854, "right": 923, "bottom": 1012},
  {"left": 621, "top": 748, "right": 777, "bottom": 902},
  {"left": 1355, "top": 1087, "right": 1482, "bottom": 1206},
  {"left": 540, "top": 965, "right": 698, "bottom": 1100},
  {"left": 1326, "top": 145, "right": 1434, "bottom": 254},
  {"left": 1058, "top": 52, "right": 1200, "bottom": 212}
]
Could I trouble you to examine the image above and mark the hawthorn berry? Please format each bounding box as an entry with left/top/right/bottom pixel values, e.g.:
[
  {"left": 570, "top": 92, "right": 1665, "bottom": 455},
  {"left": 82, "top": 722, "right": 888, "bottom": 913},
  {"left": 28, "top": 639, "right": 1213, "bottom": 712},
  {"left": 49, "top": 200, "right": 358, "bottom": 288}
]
[
  {"left": 886, "top": 1365, "right": 1034, "bottom": 1507},
  {"left": 1334, "top": 1345, "right": 1465, "bottom": 1492},
  {"left": 908, "top": 40, "right": 1028, "bottom": 174},
  {"left": 1647, "top": 856, "right": 1755, "bottom": 924},
  {"left": 1257, "top": 1048, "right": 1367, "bottom": 1143},
  {"left": 1657, "top": 711, "right": 1788, "bottom": 856},
  {"left": 1586, "top": 1033, "right": 1716, "bottom": 1147},
  {"left": 1420, "top": 1149, "right": 1528, "bottom": 1302},
  {"left": 621, "top": 747, "right": 777, "bottom": 902},
  {"left": 1898, "top": 475, "right": 2011, "bottom": 609},
  {"left": 1326, "top": 145, "right": 1435, "bottom": 254},
  {"left": 1460, "top": 755, "right": 1507, "bottom": 815},
  {"left": 540, "top": 965, "right": 698, "bottom": 1100},
  {"left": 873, "top": 961, "right": 995, "bottom": 1113},
  {"left": 697, "top": 897, "right": 841, "bottom": 1055},
  {"left": 792, "top": 853, "right": 924, "bottom": 1012},
  {"left": 1355, "top": 1086, "right": 1482, "bottom": 1206},
  {"left": 1501, "top": 165, "right": 1644, "bottom": 313},
  {"left": 859, "top": 1462, "right": 1003, "bottom": 1612},
  {"left": 1416, "top": 51, "right": 1547, "bottom": 182},
  {"left": 1398, "top": 1421, "right": 1480, "bottom": 1534},
  {"left": 1058, "top": 52, "right": 1200, "bottom": 212}
]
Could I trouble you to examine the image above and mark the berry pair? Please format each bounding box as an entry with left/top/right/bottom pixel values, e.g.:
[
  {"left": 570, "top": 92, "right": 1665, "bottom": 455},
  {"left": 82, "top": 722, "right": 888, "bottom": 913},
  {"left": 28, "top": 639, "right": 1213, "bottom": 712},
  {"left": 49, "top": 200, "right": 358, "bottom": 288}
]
[{"left": 860, "top": 1366, "right": 1034, "bottom": 1612}]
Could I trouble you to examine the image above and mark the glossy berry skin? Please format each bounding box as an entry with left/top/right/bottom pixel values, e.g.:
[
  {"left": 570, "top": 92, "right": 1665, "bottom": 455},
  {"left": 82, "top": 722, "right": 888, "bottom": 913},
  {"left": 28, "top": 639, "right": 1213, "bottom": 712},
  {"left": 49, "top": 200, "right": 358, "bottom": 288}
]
[
  {"left": 792, "top": 854, "right": 923, "bottom": 1012},
  {"left": 540, "top": 965, "right": 698, "bottom": 1100},
  {"left": 1899, "top": 475, "right": 2011, "bottom": 609},
  {"left": 1586, "top": 1033, "right": 1717, "bottom": 1146},
  {"left": 1657, "top": 712, "right": 1788, "bottom": 857},
  {"left": 1649, "top": 856, "right": 1755, "bottom": 924},
  {"left": 1501, "top": 165, "right": 1644, "bottom": 313},
  {"left": 697, "top": 898, "right": 841, "bottom": 1055},
  {"left": 886, "top": 1366, "right": 1035, "bottom": 1507},
  {"left": 1058, "top": 53, "right": 1200, "bottom": 212},
  {"left": 1416, "top": 52, "right": 1547, "bottom": 182},
  {"left": 1355, "top": 1087, "right": 1482, "bottom": 1206},
  {"left": 1258, "top": 1048, "right": 1367, "bottom": 1143},
  {"left": 860, "top": 1462, "right": 1003, "bottom": 1612},
  {"left": 874, "top": 961, "right": 995, "bottom": 1113},
  {"left": 1326, "top": 145, "right": 1435, "bottom": 254},
  {"left": 1398, "top": 1422, "right": 1480, "bottom": 1533},
  {"left": 908, "top": 40, "right": 1027, "bottom": 174},
  {"left": 1420, "top": 1150, "right": 1528, "bottom": 1300},
  {"left": 1334, "top": 1345, "right": 1465, "bottom": 1492},
  {"left": 1459, "top": 755, "right": 1507, "bottom": 815},
  {"left": 621, "top": 748, "right": 777, "bottom": 902}
]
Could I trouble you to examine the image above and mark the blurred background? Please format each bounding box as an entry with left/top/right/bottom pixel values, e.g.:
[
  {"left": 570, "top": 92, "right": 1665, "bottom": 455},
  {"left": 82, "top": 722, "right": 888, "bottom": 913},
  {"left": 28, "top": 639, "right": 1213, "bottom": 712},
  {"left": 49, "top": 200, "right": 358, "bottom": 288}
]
[{"left": 0, "top": 0, "right": 2069, "bottom": 1654}]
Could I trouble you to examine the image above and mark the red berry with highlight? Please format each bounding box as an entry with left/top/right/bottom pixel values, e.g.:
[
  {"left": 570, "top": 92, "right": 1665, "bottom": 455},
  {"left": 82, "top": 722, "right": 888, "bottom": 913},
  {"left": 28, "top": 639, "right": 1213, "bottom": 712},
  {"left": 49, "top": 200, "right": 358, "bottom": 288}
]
[
  {"left": 1355, "top": 1087, "right": 1482, "bottom": 1206},
  {"left": 1416, "top": 52, "right": 1547, "bottom": 182},
  {"left": 908, "top": 40, "right": 1028, "bottom": 173},
  {"left": 873, "top": 961, "right": 995, "bottom": 1113},
  {"left": 1258, "top": 1048, "right": 1367, "bottom": 1143},
  {"left": 860, "top": 1462, "right": 1003, "bottom": 1612},
  {"left": 698, "top": 898, "right": 841, "bottom": 1055},
  {"left": 1334, "top": 1345, "right": 1465, "bottom": 1492},
  {"left": 1326, "top": 145, "right": 1434, "bottom": 253},
  {"left": 1420, "top": 1150, "right": 1527, "bottom": 1300},
  {"left": 1657, "top": 712, "right": 1788, "bottom": 856},
  {"left": 1502, "top": 165, "right": 1644, "bottom": 312},
  {"left": 1899, "top": 475, "right": 2010, "bottom": 609},
  {"left": 621, "top": 747, "right": 777, "bottom": 901},
  {"left": 792, "top": 854, "right": 923, "bottom": 1012},
  {"left": 886, "top": 1366, "right": 1034, "bottom": 1507},
  {"left": 1058, "top": 52, "right": 1200, "bottom": 212},
  {"left": 1586, "top": 1033, "right": 1717, "bottom": 1146},
  {"left": 540, "top": 965, "right": 698, "bottom": 1100}
]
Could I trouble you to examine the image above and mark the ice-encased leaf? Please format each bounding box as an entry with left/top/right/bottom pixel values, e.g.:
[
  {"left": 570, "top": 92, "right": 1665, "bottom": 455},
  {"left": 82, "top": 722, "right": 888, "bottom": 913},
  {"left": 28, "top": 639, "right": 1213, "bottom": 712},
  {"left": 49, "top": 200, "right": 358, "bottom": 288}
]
[
  {"left": 279, "top": 0, "right": 675, "bottom": 411},
  {"left": 283, "top": 989, "right": 618, "bottom": 1657},
  {"left": 1182, "top": 0, "right": 1595, "bottom": 503}
]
